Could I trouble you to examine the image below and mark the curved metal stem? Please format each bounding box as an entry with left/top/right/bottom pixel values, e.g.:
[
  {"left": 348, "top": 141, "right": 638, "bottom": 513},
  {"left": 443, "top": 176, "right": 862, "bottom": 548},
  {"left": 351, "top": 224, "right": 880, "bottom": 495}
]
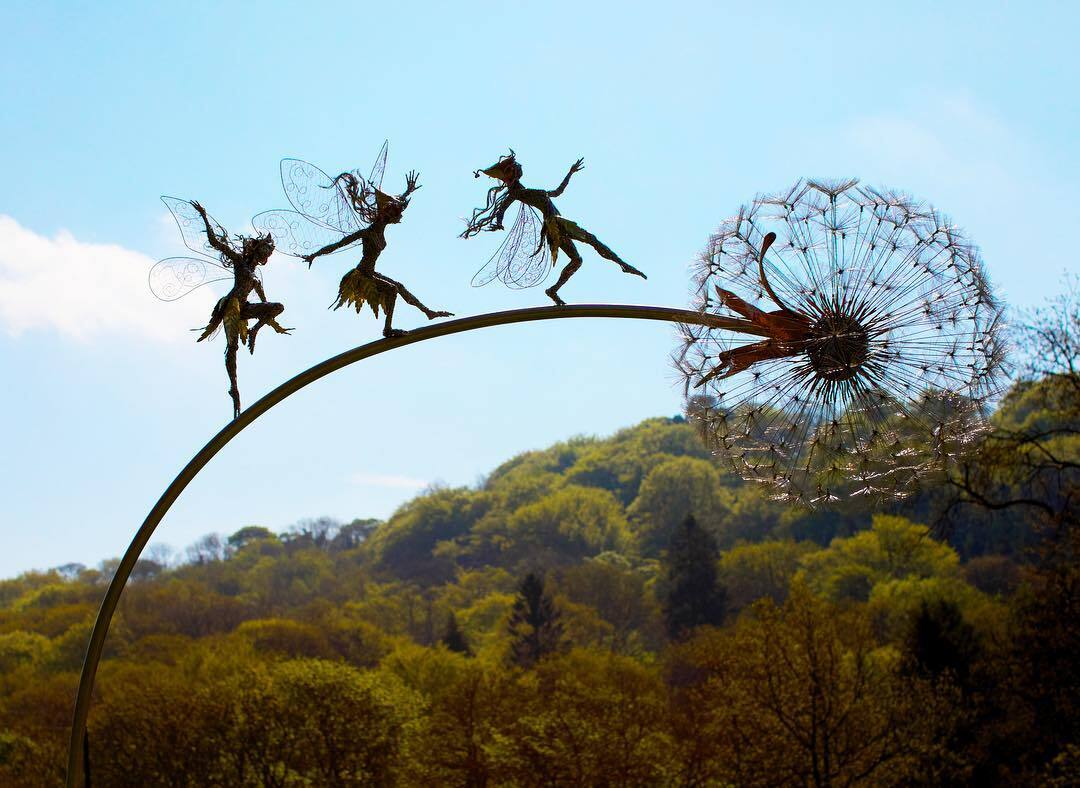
[{"left": 65, "top": 303, "right": 766, "bottom": 785}]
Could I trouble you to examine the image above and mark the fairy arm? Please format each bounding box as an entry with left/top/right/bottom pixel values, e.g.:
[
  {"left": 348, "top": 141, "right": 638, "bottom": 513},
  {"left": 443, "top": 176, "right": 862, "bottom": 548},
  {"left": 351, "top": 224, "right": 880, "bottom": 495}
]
[
  {"left": 302, "top": 227, "right": 367, "bottom": 266},
  {"left": 461, "top": 190, "right": 514, "bottom": 238},
  {"left": 492, "top": 192, "right": 514, "bottom": 230},
  {"left": 548, "top": 158, "right": 584, "bottom": 197},
  {"left": 399, "top": 170, "right": 421, "bottom": 201},
  {"left": 253, "top": 280, "right": 268, "bottom": 303},
  {"left": 191, "top": 200, "right": 240, "bottom": 265}
]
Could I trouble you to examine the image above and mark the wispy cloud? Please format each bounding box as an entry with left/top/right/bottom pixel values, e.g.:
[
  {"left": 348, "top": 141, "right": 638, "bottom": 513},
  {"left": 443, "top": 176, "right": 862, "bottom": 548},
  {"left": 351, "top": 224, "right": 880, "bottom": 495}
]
[
  {"left": 0, "top": 215, "right": 216, "bottom": 342},
  {"left": 840, "top": 95, "right": 1045, "bottom": 206},
  {"left": 348, "top": 472, "right": 429, "bottom": 490}
]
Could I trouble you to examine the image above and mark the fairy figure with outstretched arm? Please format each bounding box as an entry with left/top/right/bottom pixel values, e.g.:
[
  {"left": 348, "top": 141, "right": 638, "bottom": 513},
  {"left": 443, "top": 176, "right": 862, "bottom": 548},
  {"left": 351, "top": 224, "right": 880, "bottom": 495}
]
[
  {"left": 151, "top": 197, "right": 292, "bottom": 418},
  {"left": 254, "top": 142, "right": 452, "bottom": 337},
  {"left": 696, "top": 232, "right": 814, "bottom": 386},
  {"left": 462, "top": 150, "right": 646, "bottom": 305}
]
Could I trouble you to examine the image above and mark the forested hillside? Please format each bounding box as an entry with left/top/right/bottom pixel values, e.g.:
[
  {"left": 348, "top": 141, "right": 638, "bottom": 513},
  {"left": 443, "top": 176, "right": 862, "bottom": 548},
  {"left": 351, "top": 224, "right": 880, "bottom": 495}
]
[{"left": 2, "top": 289, "right": 1078, "bottom": 784}]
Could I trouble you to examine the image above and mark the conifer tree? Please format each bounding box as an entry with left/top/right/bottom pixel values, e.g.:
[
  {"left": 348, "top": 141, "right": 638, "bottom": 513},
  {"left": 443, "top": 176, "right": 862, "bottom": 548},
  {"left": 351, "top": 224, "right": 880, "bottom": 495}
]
[
  {"left": 507, "top": 572, "right": 564, "bottom": 667},
  {"left": 441, "top": 612, "right": 471, "bottom": 655},
  {"left": 663, "top": 514, "right": 726, "bottom": 640},
  {"left": 903, "top": 599, "right": 980, "bottom": 689}
]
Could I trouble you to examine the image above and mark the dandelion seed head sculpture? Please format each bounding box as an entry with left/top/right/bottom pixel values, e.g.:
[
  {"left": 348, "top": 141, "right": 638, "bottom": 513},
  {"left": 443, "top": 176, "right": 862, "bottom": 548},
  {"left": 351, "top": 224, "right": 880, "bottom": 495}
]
[{"left": 678, "top": 179, "right": 1006, "bottom": 504}]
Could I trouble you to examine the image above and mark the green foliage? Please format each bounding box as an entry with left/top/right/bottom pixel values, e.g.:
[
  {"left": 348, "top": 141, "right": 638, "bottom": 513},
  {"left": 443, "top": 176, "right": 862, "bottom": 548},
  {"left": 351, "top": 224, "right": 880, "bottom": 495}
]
[
  {"left": 226, "top": 525, "right": 275, "bottom": 551},
  {"left": 497, "top": 649, "right": 673, "bottom": 785},
  {"left": 492, "top": 485, "right": 632, "bottom": 566},
  {"left": 0, "top": 631, "right": 49, "bottom": 674},
  {"left": 1, "top": 395, "right": 1077, "bottom": 783},
  {"left": 235, "top": 618, "right": 334, "bottom": 660},
  {"left": 628, "top": 456, "right": 734, "bottom": 554},
  {"left": 556, "top": 556, "right": 663, "bottom": 653},
  {"left": 366, "top": 487, "right": 488, "bottom": 581},
  {"left": 799, "top": 515, "right": 960, "bottom": 601},
  {"left": 718, "top": 539, "right": 820, "bottom": 612}
]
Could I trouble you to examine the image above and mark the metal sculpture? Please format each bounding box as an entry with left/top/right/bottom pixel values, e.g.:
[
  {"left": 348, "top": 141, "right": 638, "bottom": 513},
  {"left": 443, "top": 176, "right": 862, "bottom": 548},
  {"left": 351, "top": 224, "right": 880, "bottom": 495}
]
[
  {"left": 253, "top": 141, "right": 452, "bottom": 337},
  {"left": 677, "top": 179, "right": 1006, "bottom": 504},
  {"left": 462, "top": 150, "right": 647, "bottom": 305},
  {"left": 151, "top": 197, "right": 292, "bottom": 419},
  {"left": 66, "top": 303, "right": 767, "bottom": 788},
  {"left": 73, "top": 171, "right": 1012, "bottom": 787}
]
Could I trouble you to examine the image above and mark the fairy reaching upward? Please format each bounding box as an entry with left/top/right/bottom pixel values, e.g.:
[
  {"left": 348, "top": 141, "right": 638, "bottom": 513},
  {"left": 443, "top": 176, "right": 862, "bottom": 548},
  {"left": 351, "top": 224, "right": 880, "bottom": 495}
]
[
  {"left": 253, "top": 141, "right": 452, "bottom": 337},
  {"left": 462, "top": 150, "right": 646, "bottom": 305},
  {"left": 151, "top": 197, "right": 292, "bottom": 419}
]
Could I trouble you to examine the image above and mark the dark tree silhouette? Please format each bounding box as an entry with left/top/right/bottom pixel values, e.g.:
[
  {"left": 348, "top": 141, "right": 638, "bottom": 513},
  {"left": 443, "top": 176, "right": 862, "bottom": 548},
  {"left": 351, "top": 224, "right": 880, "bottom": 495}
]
[
  {"left": 663, "top": 515, "right": 726, "bottom": 640},
  {"left": 440, "top": 613, "right": 471, "bottom": 656},
  {"left": 902, "top": 599, "right": 980, "bottom": 689},
  {"left": 507, "top": 572, "right": 564, "bottom": 668}
]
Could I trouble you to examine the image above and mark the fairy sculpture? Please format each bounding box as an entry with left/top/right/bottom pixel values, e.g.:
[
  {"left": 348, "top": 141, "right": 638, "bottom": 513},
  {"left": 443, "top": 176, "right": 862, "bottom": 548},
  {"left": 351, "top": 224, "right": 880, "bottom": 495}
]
[
  {"left": 254, "top": 141, "right": 452, "bottom": 337},
  {"left": 695, "top": 231, "right": 817, "bottom": 385},
  {"left": 462, "top": 150, "right": 646, "bottom": 305},
  {"left": 151, "top": 197, "right": 292, "bottom": 419}
]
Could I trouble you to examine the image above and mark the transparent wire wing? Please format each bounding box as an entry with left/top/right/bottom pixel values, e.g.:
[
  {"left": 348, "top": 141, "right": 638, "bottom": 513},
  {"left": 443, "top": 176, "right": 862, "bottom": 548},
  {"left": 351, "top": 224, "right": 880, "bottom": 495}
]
[
  {"left": 161, "top": 196, "right": 230, "bottom": 258},
  {"left": 148, "top": 256, "right": 231, "bottom": 302},
  {"left": 252, "top": 210, "right": 360, "bottom": 258},
  {"left": 280, "top": 158, "right": 363, "bottom": 234},
  {"left": 471, "top": 205, "right": 550, "bottom": 289}
]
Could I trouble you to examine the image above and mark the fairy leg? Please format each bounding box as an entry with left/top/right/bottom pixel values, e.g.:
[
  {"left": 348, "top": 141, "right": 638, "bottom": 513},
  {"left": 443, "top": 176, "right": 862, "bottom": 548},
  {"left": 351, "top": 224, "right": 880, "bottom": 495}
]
[
  {"left": 695, "top": 341, "right": 787, "bottom": 387},
  {"left": 224, "top": 338, "right": 241, "bottom": 419},
  {"left": 713, "top": 287, "right": 770, "bottom": 323},
  {"left": 382, "top": 292, "right": 409, "bottom": 338},
  {"left": 545, "top": 240, "right": 583, "bottom": 306},
  {"left": 561, "top": 219, "right": 646, "bottom": 279},
  {"left": 243, "top": 302, "right": 291, "bottom": 353},
  {"left": 377, "top": 274, "right": 453, "bottom": 320}
]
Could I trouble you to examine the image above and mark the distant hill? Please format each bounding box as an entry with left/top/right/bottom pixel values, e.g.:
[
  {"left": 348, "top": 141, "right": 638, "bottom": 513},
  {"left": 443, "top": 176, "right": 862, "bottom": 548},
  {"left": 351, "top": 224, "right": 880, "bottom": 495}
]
[{"left": 0, "top": 378, "right": 1073, "bottom": 784}]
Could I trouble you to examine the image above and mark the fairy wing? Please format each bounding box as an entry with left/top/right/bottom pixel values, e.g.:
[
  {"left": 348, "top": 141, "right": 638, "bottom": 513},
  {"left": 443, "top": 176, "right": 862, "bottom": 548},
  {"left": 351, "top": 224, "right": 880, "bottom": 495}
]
[
  {"left": 149, "top": 256, "right": 231, "bottom": 302},
  {"left": 252, "top": 209, "right": 361, "bottom": 258},
  {"left": 335, "top": 140, "right": 390, "bottom": 224},
  {"left": 368, "top": 139, "right": 388, "bottom": 192},
  {"left": 504, "top": 206, "right": 551, "bottom": 289},
  {"left": 162, "top": 196, "right": 231, "bottom": 258},
  {"left": 280, "top": 158, "right": 363, "bottom": 234},
  {"left": 470, "top": 204, "right": 550, "bottom": 288}
]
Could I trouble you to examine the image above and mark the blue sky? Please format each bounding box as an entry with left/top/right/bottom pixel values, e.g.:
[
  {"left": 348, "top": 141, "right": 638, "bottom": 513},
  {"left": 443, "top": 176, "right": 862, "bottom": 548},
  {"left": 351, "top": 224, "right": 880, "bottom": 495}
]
[{"left": 1, "top": 1, "right": 1077, "bottom": 577}]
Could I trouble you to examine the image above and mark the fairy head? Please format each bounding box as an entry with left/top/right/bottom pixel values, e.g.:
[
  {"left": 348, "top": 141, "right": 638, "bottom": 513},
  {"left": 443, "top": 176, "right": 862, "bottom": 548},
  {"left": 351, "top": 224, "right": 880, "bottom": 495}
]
[
  {"left": 475, "top": 150, "right": 522, "bottom": 184},
  {"left": 243, "top": 232, "right": 275, "bottom": 264},
  {"left": 375, "top": 189, "right": 407, "bottom": 224}
]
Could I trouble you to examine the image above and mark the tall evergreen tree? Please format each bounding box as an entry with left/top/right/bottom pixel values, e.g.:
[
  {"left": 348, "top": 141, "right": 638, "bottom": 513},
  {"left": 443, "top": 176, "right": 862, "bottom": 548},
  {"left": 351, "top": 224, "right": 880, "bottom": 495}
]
[
  {"left": 441, "top": 612, "right": 471, "bottom": 656},
  {"left": 663, "top": 515, "right": 726, "bottom": 640},
  {"left": 507, "top": 572, "right": 564, "bottom": 667},
  {"left": 902, "top": 599, "right": 981, "bottom": 689}
]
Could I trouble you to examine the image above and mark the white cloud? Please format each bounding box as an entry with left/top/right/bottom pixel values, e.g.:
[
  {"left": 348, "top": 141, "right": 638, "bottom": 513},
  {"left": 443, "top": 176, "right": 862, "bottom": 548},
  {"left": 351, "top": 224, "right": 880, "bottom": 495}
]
[
  {"left": 840, "top": 95, "right": 1044, "bottom": 206},
  {"left": 348, "top": 472, "right": 429, "bottom": 490},
  {"left": 0, "top": 215, "right": 217, "bottom": 342}
]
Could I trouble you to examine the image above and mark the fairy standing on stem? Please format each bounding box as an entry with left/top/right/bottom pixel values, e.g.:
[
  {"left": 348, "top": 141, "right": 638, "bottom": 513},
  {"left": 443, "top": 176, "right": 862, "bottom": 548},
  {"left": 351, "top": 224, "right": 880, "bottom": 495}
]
[
  {"left": 254, "top": 141, "right": 452, "bottom": 337},
  {"left": 462, "top": 150, "right": 647, "bottom": 305},
  {"left": 151, "top": 197, "right": 292, "bottom": 419}
]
